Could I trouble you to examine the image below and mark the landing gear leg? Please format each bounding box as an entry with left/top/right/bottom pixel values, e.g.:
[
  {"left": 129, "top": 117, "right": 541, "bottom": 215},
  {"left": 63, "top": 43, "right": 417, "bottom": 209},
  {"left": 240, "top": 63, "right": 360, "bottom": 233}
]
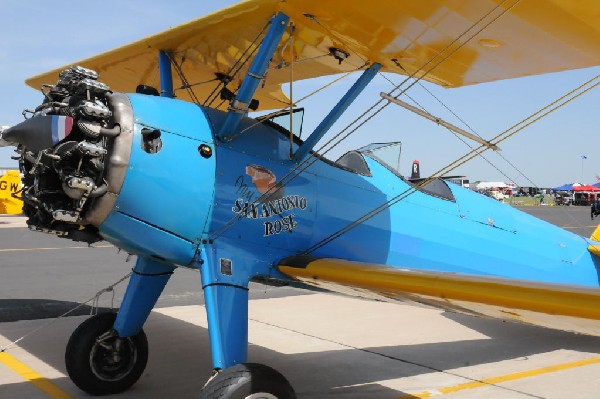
[
  {"left": 65, "top": 256, "right": 174, "bottom": 395},
  {"left": 197, "top": 247, "right": 296, "bottom": 399}
]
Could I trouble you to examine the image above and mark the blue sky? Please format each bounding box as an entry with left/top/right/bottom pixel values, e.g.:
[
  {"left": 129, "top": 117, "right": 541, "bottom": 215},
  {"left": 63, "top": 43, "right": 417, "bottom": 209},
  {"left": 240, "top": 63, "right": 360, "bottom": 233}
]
[{"left": 2, "top": 0, "right": 599, "bottom": 187}]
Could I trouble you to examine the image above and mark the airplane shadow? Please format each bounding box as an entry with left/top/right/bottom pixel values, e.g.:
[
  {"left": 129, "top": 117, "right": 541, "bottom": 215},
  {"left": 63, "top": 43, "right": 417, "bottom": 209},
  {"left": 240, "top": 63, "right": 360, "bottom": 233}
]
[
  {"left": 0, "top": 299, "right": 111, "bottom": 322},
  {"left": 2, "top": 301, "right": 600, "bottom": 398}
]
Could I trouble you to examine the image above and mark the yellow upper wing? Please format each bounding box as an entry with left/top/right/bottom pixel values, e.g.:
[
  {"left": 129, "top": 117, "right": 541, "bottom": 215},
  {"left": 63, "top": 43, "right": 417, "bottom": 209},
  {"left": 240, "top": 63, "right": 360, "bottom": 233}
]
[{"left": 26, "top": 0, "right": 600, "bottom": 111}]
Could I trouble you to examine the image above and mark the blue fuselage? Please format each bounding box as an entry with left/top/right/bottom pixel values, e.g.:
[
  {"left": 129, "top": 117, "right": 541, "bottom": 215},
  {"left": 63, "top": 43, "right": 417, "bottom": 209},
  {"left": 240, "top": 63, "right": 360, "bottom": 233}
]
[{"left": 98, "top": 94, "right": 600, "bottom": 288}]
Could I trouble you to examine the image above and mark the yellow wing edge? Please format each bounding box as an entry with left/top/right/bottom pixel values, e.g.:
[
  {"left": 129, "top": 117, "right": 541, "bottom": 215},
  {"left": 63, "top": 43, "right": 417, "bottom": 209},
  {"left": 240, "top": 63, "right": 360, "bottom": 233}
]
[
  {"left": 279, "top": 257, "right": 600, "bottom": 320},
  {"left": 23, "top": 0, "right": 600, "bottom": 111},
  {"left": 588, "top": 224, "right": 600, "bottom": 256}
]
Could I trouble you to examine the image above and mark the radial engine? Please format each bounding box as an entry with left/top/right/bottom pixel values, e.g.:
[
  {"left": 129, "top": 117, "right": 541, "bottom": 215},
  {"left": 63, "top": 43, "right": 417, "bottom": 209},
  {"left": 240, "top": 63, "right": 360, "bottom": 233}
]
[{"left": 3, "top": 66, "right": 131, "bottom": 243}]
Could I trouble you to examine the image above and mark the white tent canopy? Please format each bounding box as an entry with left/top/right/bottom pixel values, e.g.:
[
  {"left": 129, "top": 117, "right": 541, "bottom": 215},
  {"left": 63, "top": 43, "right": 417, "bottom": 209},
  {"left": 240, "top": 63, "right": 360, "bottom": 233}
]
[{"left": 474, "top": 181, "right": 509, "bottom": 190}]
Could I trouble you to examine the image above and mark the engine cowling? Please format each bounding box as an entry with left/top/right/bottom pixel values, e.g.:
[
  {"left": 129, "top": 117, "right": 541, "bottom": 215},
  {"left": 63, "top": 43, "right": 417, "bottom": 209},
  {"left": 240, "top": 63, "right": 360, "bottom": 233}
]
[{"left": 6, "top": 66, "right": 133, "bottom": 243}]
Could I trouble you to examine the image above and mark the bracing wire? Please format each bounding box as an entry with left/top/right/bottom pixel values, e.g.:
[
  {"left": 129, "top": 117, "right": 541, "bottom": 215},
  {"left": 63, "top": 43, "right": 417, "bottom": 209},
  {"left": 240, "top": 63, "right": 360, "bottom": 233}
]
[
  {"left": 175, "top": 76, "right": 219, "bottom": 92},
  {"left": 380, "top": 70, "right": 524, "bottom": 188},
  {"left": 294, "top": 0, "right": 520, "bottom": 167},
  {"left": 207, "top": 68, "right": 364, "bottom": 240},
  {"left": 302, "top": 74, "right": 600, "bottom": 255},
  {"left": 167, "top": 53, "right": 203, "bottom": 105},
  {"left": 402, "top": 72, "right": 540, "bottom": 189},
  {"left": 207, "top": 0, "right": 519, "bottom": 242},
  {"left": 0, "top": 272, "right": 131, "bottom": 353},
  {"left": 387, "top": 0, "right": 519, "bottom": 100},
  {"left": 203, "top": 18, "right": 271, "bottom": 107},
  {"left": 231, "top": 70, "right": 358, "bottom": 140},
  {"left": 219, "top": 0, "right": 518, "bottom": 207}
]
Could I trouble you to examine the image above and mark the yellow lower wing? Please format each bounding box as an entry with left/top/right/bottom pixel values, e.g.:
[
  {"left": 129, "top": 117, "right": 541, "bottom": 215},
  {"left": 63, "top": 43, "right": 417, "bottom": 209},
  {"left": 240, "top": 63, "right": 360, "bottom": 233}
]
[{"left": 279, "top": 257, "right": 600, "bottom": 321}]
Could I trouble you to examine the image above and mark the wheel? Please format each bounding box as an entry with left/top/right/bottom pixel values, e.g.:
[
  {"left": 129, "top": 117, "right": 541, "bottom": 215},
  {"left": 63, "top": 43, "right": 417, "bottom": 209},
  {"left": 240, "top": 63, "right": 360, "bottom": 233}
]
[
  {"left": 65, "top": 312, "right": 148, "bottom": 395},
  {"left": 199, "top": 363, "right": 296, "bottom": 399}
]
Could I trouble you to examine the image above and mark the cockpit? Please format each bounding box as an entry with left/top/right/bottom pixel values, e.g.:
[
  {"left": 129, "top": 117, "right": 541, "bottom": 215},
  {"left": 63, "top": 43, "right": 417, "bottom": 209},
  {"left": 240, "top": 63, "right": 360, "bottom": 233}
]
[
  {"left": 353, "top": 142, "right": 455, "bottom": 202},
  {"left": 337, "top": 142, "right": 401, "bottom": 177},
  {"left": 256, "top": 109, "right": 455, "bottom": 202}
]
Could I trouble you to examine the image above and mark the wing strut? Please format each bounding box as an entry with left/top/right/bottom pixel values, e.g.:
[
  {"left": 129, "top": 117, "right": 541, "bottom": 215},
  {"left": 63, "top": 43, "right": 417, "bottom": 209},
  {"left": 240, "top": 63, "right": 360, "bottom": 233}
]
[
  {"left": 218, "top": 12, "right": 290, "bottom": 141},
  {"left": 293, "top": 63, "right": 381, "bottom": 162},
  {"left": 380, "top": 92, "right": 499, "bottom": 151},
  {"left": 158, "top": 50, "right": 174, "bottom": 98}
]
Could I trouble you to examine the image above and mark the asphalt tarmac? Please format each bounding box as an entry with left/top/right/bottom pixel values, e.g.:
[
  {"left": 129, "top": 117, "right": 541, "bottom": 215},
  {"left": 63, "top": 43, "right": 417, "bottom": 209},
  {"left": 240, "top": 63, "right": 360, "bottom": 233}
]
[
  {"left": 1, "top": 204, "right": 599, "bottom": 398},
  {"left": 0, "top": 225, "right": 308, "bottom": 323}
]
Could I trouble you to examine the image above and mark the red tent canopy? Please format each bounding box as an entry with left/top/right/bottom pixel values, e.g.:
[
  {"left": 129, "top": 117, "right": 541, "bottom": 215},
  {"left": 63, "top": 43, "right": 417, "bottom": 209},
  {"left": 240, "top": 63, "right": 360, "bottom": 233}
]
[{"left": 573, "top": 185, "right": 600, "bottom": 192}]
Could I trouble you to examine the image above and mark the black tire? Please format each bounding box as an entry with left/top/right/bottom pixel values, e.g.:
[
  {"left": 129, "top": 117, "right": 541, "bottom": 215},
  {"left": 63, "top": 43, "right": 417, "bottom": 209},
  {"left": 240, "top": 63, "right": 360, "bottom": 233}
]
[
  {"left": 65, "top": 312, "right": 148, "bottom": 395},
  {"left": 199, "top": 363, "right": 296, "bottom": 399}
]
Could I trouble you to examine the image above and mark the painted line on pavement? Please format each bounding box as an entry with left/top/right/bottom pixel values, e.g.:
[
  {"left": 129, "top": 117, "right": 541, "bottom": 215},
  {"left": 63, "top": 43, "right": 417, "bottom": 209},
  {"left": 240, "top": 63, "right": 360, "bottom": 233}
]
[
  {"left": 0, "top": 245, "right": 113, "bottom": 253},
  {"left": 0, "top": 352, "right": 73, "bottom": 399},
  {"left": 396, "top": 355, "right": 600, "bottom": 398}
]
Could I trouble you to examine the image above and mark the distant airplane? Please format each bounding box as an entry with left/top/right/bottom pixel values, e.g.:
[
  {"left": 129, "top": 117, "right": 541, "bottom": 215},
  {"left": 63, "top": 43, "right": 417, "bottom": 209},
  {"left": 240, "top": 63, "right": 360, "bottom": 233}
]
[{"left": 0, "top": 170, "right": 23, "bottom": 214}]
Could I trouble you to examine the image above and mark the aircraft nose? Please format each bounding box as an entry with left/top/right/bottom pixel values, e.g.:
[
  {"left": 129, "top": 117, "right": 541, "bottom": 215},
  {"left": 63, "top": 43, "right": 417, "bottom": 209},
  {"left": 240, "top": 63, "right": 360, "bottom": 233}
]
[
  {"left": 97, "top": 93, "right": 217, "bottom": 263},
  {"left": 7, "top": 65, "right": 217, "bottom": 264},
  {"left": 104, "top": 131, "right": 216, "bottom": 237},
  {"left": 1, "top": 115, "right": 74, "bottom": 151}
]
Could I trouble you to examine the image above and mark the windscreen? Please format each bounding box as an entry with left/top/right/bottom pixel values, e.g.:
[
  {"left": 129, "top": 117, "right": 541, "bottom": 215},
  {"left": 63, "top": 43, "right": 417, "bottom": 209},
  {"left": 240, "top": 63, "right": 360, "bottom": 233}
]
[
  {"left": 258, "top": 108, "right": 304, "bottom": 138},
  {"left": 359, "top": 142, "right": 401, "bottom": 173}
]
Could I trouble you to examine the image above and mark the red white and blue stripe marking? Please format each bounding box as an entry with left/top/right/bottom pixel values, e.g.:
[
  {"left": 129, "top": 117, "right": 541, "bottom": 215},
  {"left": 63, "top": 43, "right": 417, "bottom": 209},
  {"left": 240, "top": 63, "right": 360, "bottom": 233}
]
[{"left": 51, "top": 115, "right": 73, "bottom": 145}]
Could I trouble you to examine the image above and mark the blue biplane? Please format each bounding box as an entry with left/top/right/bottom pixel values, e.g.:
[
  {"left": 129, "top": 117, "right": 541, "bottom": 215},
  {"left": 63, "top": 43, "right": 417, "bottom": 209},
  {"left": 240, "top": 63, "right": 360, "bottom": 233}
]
[{"left": 3, "top": 0, "right": 600, "bottom": 397}]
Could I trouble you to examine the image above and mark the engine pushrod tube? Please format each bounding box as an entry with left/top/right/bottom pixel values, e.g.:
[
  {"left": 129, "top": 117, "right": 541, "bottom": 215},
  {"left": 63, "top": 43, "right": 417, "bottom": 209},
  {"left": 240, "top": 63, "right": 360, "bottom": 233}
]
[{"left": 380, "top": 92, "right": 500, "bottom": 151}]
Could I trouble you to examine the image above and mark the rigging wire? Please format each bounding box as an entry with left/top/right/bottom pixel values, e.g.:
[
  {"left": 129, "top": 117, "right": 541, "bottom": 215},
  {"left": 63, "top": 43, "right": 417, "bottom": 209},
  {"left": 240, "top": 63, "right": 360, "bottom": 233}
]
[
  {"left": 300, "top": 0, "right": 520, "bottom": 164},
  {"left": 387, "top": 0, "right": 520, "bottom": 99},
  {"left": 224, "top": 50, "right": 365, "bottom": 141},
  {"left": 236, "top": 70, "right": 356, "bottom": 136},
  {"left": 207, "top": 0, "right": 519, "bottom": 241},
  {"left": 229, "top": 68, "right": 361, "bottom": 141},
  {"left": 0, "top": 272, "right": 131, "bottom": 353},
  {"left": 167, "top": 53, "right": 203, "bottom": 105},
  {"left": 174, "top": 76, "right": 219, "bottom": 92},
  {"left": 203, "top": 18, "right": 271, "bottom": 107},
  {"left": 380, "top": 70, "right": 525, "bottom": 188},
  {"left": 302, "top": 74, "right": 600, "bottom": 255},
  {"left": 407, "top": 73, "right": 540, "bottom": 189},
  {"left": 205, "top": 66, "right": 367, "bottom": 240}
]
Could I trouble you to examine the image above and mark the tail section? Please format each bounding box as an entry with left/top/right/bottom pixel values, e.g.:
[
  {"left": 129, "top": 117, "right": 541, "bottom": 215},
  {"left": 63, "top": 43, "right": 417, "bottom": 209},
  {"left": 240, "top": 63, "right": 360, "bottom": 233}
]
[
  {"left": 0, "top": 171, "right": 23, "bottom": 214},
  {"left": 410, "top": 160, "right": 420, "bottom": 180}
]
